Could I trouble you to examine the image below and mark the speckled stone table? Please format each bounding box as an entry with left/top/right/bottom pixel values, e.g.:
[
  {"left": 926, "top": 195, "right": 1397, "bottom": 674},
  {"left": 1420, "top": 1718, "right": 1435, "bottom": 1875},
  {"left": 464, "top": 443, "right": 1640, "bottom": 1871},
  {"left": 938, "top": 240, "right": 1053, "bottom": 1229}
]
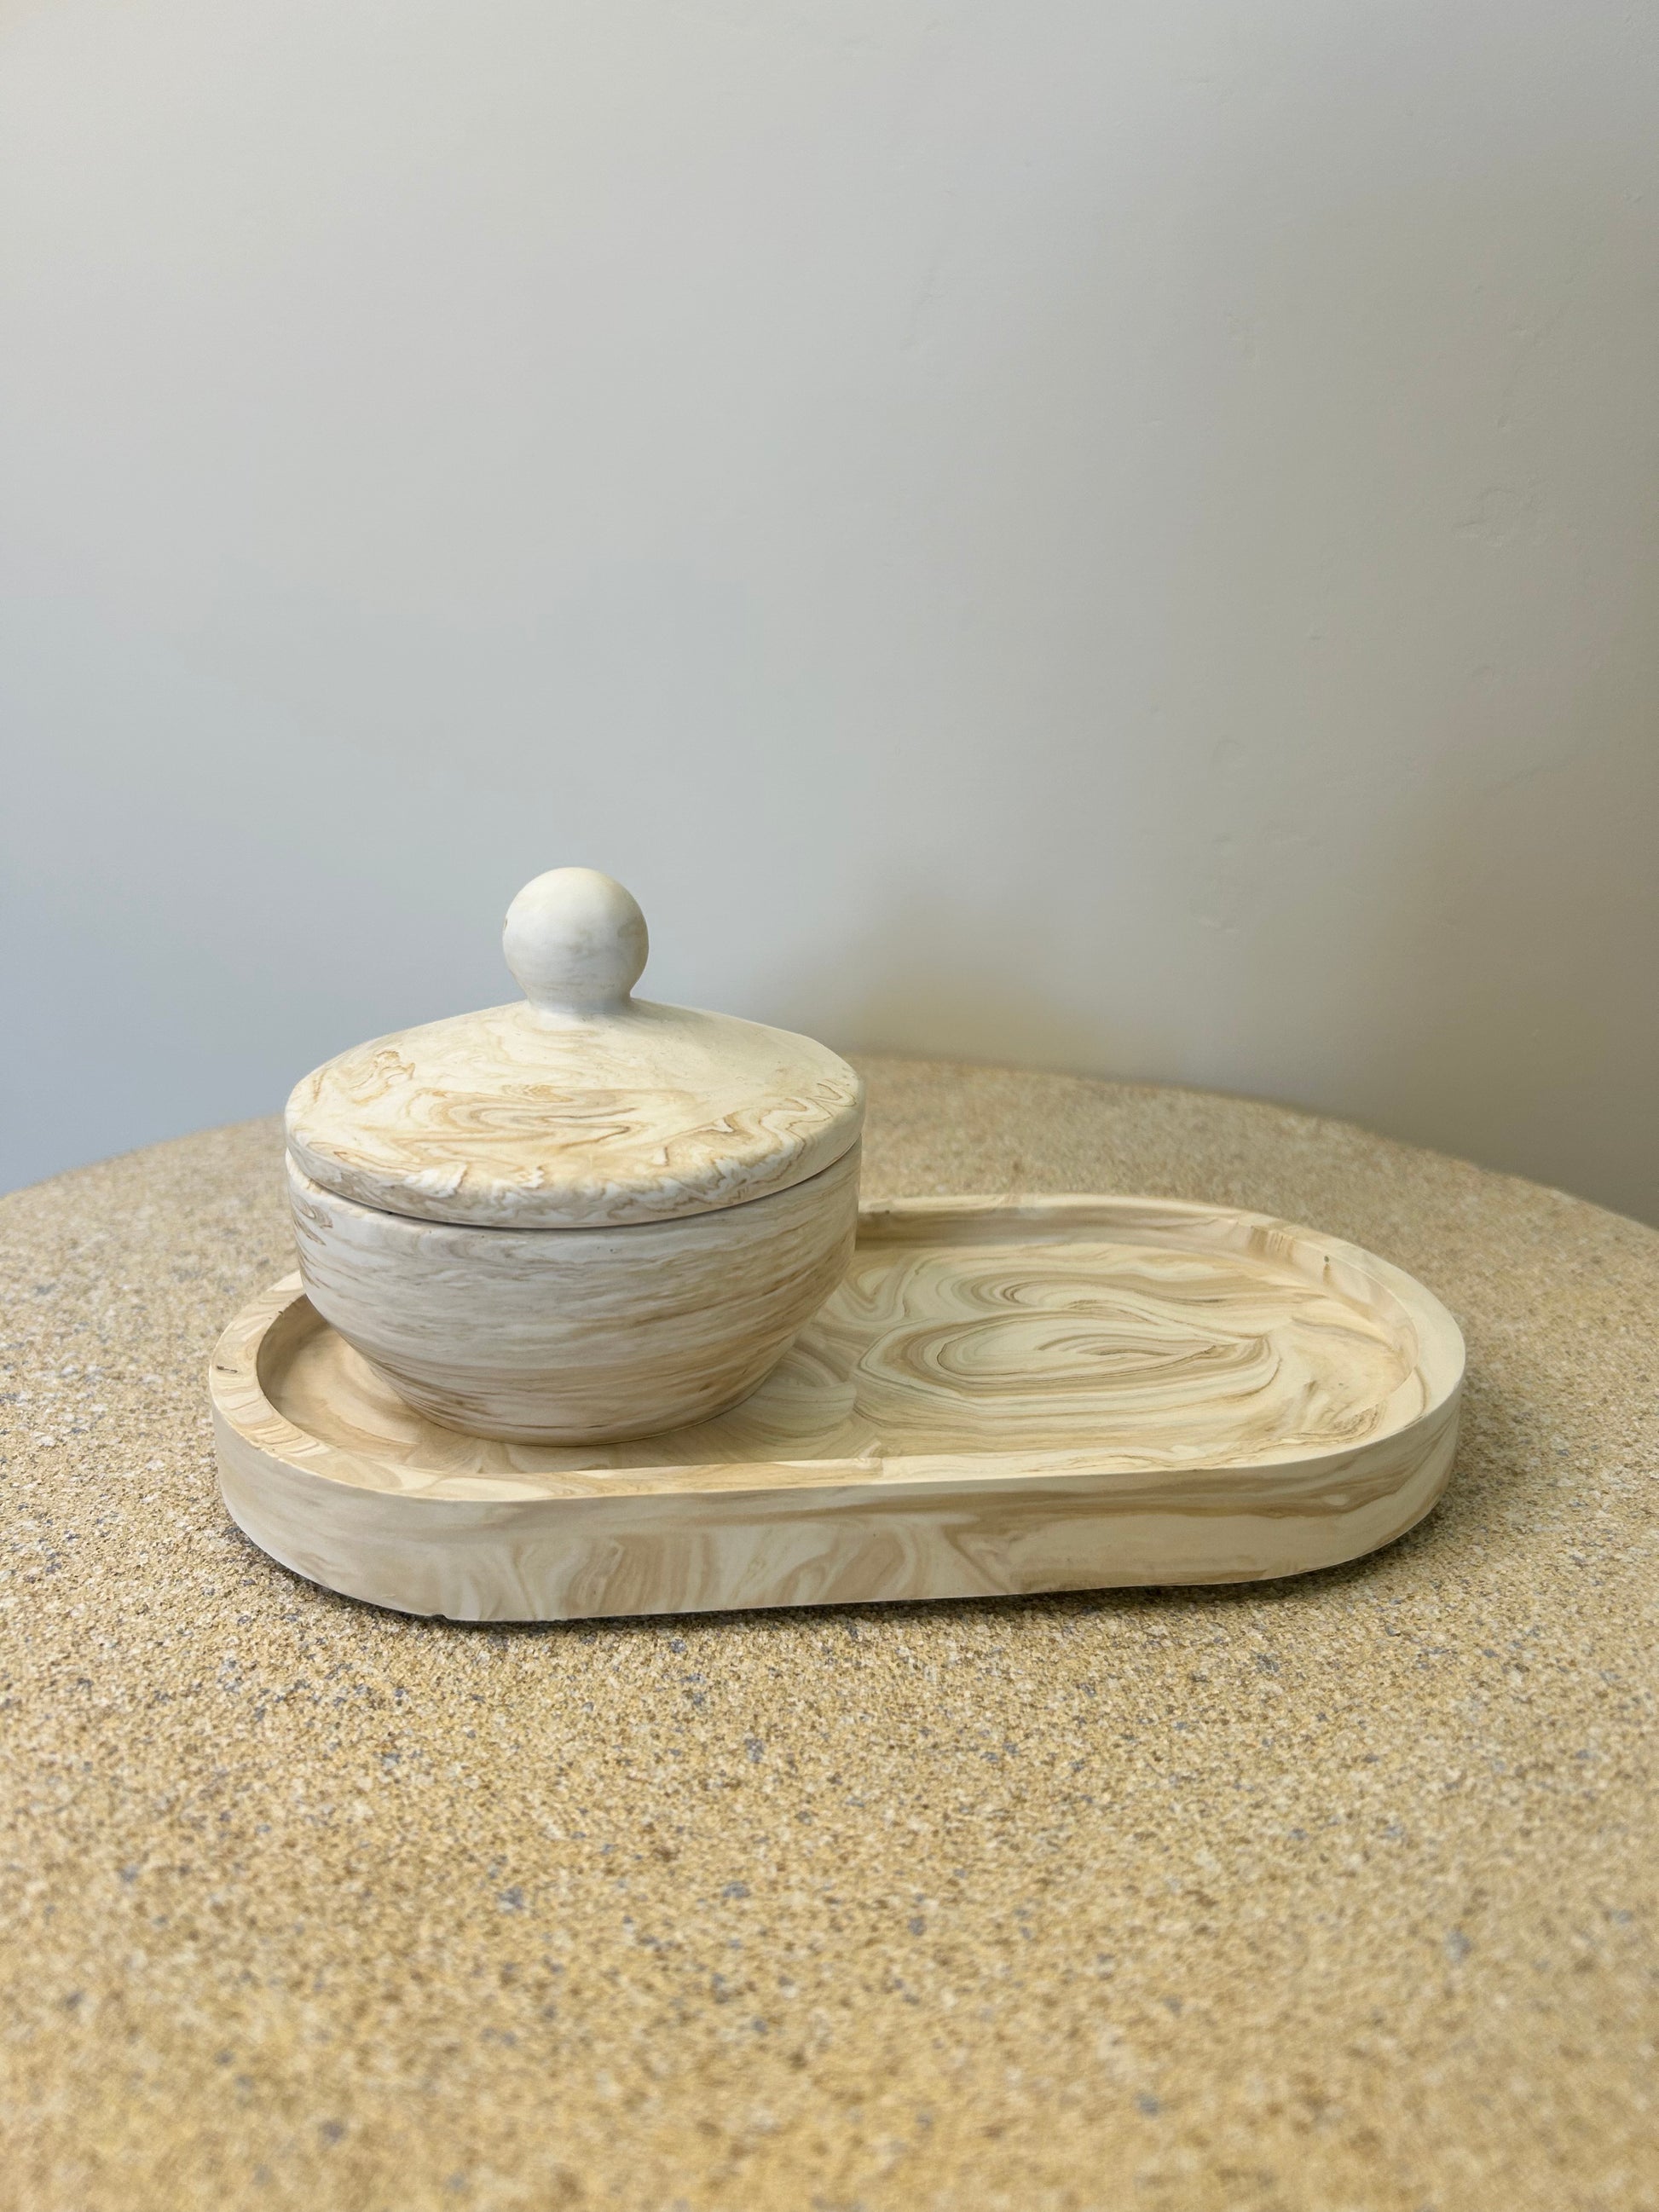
[{"left": 2, "top": 1060, "right": 1655, "bottom": 2212}]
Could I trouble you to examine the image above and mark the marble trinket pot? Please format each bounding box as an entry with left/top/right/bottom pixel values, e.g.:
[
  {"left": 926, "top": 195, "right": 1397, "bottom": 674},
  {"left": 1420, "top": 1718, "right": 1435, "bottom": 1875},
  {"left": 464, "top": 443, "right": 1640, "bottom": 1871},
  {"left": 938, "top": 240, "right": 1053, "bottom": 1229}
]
[{"left": 283, "top": 869, "right": 865, "bottom": 1442}]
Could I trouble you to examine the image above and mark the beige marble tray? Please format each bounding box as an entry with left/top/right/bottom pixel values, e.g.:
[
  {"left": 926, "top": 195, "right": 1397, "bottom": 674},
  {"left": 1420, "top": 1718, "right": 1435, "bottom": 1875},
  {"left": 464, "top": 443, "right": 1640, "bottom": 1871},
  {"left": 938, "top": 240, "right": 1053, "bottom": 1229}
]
[{"left": 209, "top": 1195, "right": 1464, "bottom": 1622}]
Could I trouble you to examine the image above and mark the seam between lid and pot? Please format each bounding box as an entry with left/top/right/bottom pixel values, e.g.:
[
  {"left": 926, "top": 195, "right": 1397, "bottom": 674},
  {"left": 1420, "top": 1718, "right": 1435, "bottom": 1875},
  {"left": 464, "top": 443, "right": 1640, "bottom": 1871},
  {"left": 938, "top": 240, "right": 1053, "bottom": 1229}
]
[{"left": 283, "top": 1120, "right": 866, "bottom": 1232}]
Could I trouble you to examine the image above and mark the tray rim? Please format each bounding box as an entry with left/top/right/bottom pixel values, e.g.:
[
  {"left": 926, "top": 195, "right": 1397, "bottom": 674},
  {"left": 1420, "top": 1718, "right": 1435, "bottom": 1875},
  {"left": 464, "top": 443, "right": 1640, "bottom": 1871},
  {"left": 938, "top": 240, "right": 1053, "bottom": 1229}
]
[{"left": 211, "top": 1192, "right": 1465, "bottom": 1506}]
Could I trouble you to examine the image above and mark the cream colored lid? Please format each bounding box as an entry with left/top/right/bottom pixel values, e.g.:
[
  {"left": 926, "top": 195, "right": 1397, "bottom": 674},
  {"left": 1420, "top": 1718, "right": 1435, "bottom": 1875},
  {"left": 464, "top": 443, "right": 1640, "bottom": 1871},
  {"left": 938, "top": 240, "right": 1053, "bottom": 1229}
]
[{"left": 285, "top": 869, "right": 864, "bottom": 1229}]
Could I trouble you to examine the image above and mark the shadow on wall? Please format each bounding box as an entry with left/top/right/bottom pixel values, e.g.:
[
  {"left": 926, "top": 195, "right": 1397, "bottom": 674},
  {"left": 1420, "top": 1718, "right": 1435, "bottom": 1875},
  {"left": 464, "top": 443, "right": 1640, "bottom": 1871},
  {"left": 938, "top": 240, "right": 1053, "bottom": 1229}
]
[
  {"left": 1351, "top": 718, "right": 1659, "bottom": 1224},
  {"left": 801, "top": 702, "right": 1659, "bottom": 1227},
  {"left": 986, "top": 23, "right": 1659, "bottom": 1227},
  {"left": 784, "top": 884, "right": 1195, "bottom": 1094}
]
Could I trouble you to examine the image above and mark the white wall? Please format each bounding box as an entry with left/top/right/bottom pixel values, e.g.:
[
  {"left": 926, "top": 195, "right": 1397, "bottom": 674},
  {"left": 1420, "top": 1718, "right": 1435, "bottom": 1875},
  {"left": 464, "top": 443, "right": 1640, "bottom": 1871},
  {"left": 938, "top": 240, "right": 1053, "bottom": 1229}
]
[{"left": 4, "top": 0, "right": 1658, "bottom": 1220}]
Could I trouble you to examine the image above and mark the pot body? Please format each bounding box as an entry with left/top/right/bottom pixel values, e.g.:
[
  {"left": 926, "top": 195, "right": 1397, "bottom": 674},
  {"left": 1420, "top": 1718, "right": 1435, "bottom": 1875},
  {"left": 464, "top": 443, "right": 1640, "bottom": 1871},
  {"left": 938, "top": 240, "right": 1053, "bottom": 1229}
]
[{"left": 286, "top": 1144, "right": 860, "bottom": 1443}]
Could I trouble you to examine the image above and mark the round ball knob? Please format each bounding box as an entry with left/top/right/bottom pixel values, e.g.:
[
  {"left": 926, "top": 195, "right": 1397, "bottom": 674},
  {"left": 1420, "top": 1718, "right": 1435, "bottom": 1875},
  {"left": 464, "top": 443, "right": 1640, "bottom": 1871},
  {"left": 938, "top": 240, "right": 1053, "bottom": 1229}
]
[{"left": 503, "top": 868, "right": 649, "bottom": 1019}]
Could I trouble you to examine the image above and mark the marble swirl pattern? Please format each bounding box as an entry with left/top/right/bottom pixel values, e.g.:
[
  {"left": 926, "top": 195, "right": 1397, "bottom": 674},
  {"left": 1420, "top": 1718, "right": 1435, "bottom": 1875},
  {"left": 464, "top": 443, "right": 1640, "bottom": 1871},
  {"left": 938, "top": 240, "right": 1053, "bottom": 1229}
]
[
  {"left": 213, "top": 1196, "right": 1464, "bottom": 1617},
  {"left": 286, "top": 999, "right": 864, "bottom": 1228},
  {"left": 265, "top": 1232, "right": 1428, "bottom": 1491}
]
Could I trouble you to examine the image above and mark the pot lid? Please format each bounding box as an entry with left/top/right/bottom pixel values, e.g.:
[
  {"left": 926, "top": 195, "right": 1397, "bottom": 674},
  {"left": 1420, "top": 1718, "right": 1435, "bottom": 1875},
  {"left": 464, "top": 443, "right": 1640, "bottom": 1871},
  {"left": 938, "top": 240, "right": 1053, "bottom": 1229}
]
[{"left": 285, "top": 869, "right": 864, "bottom": 1229}]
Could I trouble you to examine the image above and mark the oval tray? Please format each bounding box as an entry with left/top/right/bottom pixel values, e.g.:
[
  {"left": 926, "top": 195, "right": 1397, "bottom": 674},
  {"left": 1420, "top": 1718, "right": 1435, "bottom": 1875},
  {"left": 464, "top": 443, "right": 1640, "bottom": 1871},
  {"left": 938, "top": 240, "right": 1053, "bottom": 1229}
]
[{"left": 210, "top": 1194, "right": 1465, "bottom": 1622}]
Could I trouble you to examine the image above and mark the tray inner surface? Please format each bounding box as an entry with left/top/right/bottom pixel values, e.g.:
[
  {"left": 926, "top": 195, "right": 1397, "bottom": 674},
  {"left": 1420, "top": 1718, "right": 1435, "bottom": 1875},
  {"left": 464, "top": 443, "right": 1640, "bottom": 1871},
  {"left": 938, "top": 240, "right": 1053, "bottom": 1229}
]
[{"left": 259, "top": 1204, "right": 1436, "bottom": 1496}]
